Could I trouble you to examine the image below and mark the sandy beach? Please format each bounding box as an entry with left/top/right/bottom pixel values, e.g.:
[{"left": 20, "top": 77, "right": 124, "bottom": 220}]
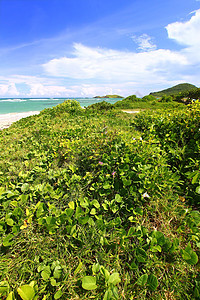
[
  {"left": 122, "top": 110, "right": 140, "bottom": 114},
  {"left": 0, "top": 111, "right": 40, "bottom": 130}
]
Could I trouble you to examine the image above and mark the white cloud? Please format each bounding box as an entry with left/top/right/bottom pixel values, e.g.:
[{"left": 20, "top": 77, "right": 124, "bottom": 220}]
[
  {"left": 27, "top": 83, "right": 74, "bottom": 97},
  {"left": 166, "top": 9, "right": 200, "bottom": 47},
  {"left": 166, "top": 9, "right": 200, "bottom": 64},
  {"left": 0, "top": 83, "right": 20, "bottom": 96},
  {"left": 43, "top": 43, "right": 187, "bottom": 83},
  {"left": 132, "top": 34, "right": 157, "bottom": 51},
  {"left": 0, "top": 75, "right": 77, "bottom": 97}
]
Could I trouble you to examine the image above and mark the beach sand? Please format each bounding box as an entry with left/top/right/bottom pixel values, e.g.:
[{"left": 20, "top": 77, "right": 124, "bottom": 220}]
[
  {"left": 122, "top": 110, "right": 140, "bottom": 114},
  {"left": 0, "top": 111, "right": 40, "bottom": 130}
]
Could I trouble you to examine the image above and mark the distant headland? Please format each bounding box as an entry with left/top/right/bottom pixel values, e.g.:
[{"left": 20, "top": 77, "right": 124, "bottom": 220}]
[{"left": 93, "top": 95, "right": 123, "bottom": 99}]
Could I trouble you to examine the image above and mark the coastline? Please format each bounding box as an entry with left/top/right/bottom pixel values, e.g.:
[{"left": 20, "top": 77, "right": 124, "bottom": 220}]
[{"left": 0, "top": 111, "right": 40, "bottom": 130}]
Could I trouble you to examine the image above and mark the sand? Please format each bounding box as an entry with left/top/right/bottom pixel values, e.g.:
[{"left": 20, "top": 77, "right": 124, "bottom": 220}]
[
  {"left": 0, "top": 111, "right": 40, "bottom": 130},
  {"left": 122, "top": 110, "right": 140, "bottom": 114}
]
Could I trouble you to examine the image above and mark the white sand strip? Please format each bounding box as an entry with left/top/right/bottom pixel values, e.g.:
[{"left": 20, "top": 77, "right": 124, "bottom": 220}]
[
  {"left": 122, "top": 110, "right": 140, "bottom": 113},
  {"left": 0, "top": 111, "right": 40, "bottom": 130}
]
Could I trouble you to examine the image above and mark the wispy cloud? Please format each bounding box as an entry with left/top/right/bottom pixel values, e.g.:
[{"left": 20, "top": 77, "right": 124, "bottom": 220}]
[{"left": 132, "top": 34, "right": 157, "bottom": 51}]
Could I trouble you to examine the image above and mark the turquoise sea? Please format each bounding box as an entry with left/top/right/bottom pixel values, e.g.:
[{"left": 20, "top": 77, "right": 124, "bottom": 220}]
[{"left": 0, "top": 97, "right": 122, "bottom": 115}]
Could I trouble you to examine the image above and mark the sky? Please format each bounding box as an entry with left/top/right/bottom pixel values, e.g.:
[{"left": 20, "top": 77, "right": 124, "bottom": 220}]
[{"left": 0, "top": 0, "right": 200, "bottom": 98}]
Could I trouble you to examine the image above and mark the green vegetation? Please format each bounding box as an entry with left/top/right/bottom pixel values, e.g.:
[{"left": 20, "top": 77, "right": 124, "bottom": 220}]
[
  {"left": 150, "top": 83, "right": 197, "bottom": 97},
  {"left": 86, "top": 100, "right": 115, "bottom": 111},
  {"left": 133, "top": 100, "right": 200, "bottom": 206},
  {"left": 94, "top": 95, "right": 123, "bottom": 99},
  {"left": 0, "top": 99, "right": 200, "bottom": 299},
  {"left": 113, "top": 94, "right": 186, "bottom": 110},
  {"left": 173, "top": 88, "right": 200, "bottom": 104}
]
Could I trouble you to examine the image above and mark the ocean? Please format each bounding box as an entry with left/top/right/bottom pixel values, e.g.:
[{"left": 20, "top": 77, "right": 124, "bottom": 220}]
[{"left": 0, "top": 97, "right": 122, "bottom": 114}]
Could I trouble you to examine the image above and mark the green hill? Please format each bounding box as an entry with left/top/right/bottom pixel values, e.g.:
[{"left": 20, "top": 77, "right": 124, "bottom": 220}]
[
  {"left": 94, "top": 94, "right": 123, "bottom": 98},
  {"left": 150, "top": 83, "right": 197, "bottom": 97}
]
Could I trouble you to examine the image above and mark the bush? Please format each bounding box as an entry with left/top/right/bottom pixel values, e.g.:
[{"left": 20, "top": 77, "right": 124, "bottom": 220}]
[{"left": 86, "top": 100, "right": 114, "bottom": 111}]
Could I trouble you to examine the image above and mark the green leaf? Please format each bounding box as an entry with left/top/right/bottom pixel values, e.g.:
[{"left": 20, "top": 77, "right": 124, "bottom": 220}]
[
  {"left": 147, "top": 274, "right": 158, "bottom": 291},
  {"left": 6, "top": 291, "right": 15, "bottom": 300},
  {"left": 108, "top": 273, "right": 121, "bottom": 285},
  {"left": 181, "top": 250, "right": 191, "bottom": 260},
  {"left": 6, "top": 218, "right": 14, "bottom": 226},
  {"left": 82, "top": 276, "right": 97, "bottom": 290},
  {"left": 65, "top": 208, "right": 74, "bottom": 217},
  {"left": 41, "top": 266, "right": 51, "bottom": 280},
  {"left": 21, "top": 183, "right": 29, "bottom": 193},
  {"left": 196, "top": 186, "right": 200, "bottom": 194},
  {"left": 0, "top": 187, "right": 5, "bottom": 197},
  {"left": 137, "top": 274, "right": 148, "bottom": 286},
  {"left": 90, "top": 208, "right": 96, "bottom": 215},
  {"left": 182, "top": 249, "right": 198, "bottom": 265},
  {"left": 196, "top": 242, "right": 200, "bottom": 248},
  {"left": 192, "top": 172, "right": 199, "bottom": 184},
  {"left": 92, "top": 200, "right": 100, "bottom": 209},
  {"left": 74, "top": 261, "right": 83, "bottom": 275},
  {"left": 101, "top": 268, "right": 110, "bottom": 281},
  {"left": 0, "top": 281, "right": 9, "bottom": 295},
  {"left": 79, "top": 197, "right": 89, "bottom": 208},
  {"left": 78, "top": 216, "right": 89, "bottom": 225},
  {"left": 17, "top": 285, "right": 35, "bottom": 300},
  {"left": 103, "top": 183, "right": 111, "bottom": 189},
  {"left": 103, "top": 289, "right": 112, "bottom": 300},
  {"left": 50, "top": 278, "right": 57, "bottom": 287},
  {"left": 188, "top": 251, "right": 198, "bottom": 265},
  {"left": 3, "top": 234, "right": 14, "bottom": 247},
  {"left": 53, "top": 266, "right": 62, "bottom": 279},
  {"left": 115, "top": 194, "right": 122, "bottom": 203},
  {"left": 182, "top": 244, "right": 198, "bottom": 265},
  {"left": 150, "top": 245, "right": 162, "bottom": 252},
  {"left": 54, "top": 290, "right": 63, "bottom": 299},
  {"left": 136, "top": 248, "right": 147, "bottom": 262},
  {"left": 153, "top": 231, "right": 165, "bottom": 246},
  {"left": 122, "top": 179, "right": 132, "bottom": 186},
  {"left": 68, "top": 201, "right": 75, "bottom": 209},
  {"left": 92, "top": 263, "right": 100, "bottom": 274}
]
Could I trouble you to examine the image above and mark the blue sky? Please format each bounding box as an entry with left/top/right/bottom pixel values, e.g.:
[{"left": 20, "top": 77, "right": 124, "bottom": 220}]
[{"left": 0, "top": 0, "right": 200, "bottom": 98}]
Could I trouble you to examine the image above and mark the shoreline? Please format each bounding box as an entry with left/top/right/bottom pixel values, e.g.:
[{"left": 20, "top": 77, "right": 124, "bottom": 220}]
[
  {"left": 0, "top": 111, "right": 40, "bottom": 130},
  {"left": 0, "top": 109, "right": 140, "bottom": 131}
]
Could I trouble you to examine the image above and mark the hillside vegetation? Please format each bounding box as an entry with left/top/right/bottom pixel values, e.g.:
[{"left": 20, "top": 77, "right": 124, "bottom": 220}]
[
  {"left": 0, "top": 100, "right": 200, "bottom": 300},
  {"left": 150, "top": 83, "right": 197, "bottom": 97},
  {"left": 113, "top": 94, "right": 186, "bottom": 110},
  {"left": 94, "top": 95, "right": 123, "bottom": 99}
]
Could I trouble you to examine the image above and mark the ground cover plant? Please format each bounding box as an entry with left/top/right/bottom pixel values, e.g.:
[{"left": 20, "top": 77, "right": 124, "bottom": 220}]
[
  {"left": 0, "top": 100, "right": 199, "bottom": 299},
  {"left": 133, "top": 100, "right": 200, "bottom": 206}
]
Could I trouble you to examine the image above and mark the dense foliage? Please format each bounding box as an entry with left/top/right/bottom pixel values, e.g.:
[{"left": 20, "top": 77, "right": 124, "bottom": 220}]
[
  {"left": 174, "top": 88, "right": 200, "bottom": 103},
  {"left": 113, "top": 94, "right": 186, "bottom": 110},
  {"left": 133, "top": 100, "right": 200, "bottom": 206},
  {"left": 86, "top": 101, "right": 115, "bottom": 111},
  {"left": 94, "top": 95, "right": 123, "bottom": 99},
  {"left": 0, "top": 100, "right": 199, "bottom": 299}
]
